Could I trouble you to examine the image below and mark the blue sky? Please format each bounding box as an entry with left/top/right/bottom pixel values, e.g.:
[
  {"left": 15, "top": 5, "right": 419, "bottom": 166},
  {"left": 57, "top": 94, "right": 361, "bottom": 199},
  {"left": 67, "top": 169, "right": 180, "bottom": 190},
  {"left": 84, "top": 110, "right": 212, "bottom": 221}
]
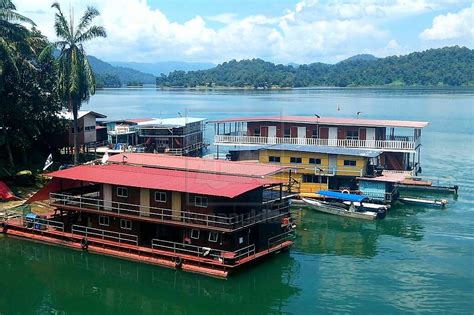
[{"left": 16, "top": 0, "right": 474, "bottom": 64}]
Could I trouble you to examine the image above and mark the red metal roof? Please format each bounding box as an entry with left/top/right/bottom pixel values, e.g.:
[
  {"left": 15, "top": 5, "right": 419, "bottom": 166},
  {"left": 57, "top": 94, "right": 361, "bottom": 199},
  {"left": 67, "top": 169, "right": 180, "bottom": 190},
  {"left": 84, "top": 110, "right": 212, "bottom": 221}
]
[
  {"left": 47, "top": 164, "right": 283, "bottom": 198},
  {"left": 210, "top": 116, "right": 429, "bottom": 129},
  {"left": 126, "top": 118, "right": 154, "bottom": 123},
  {"left": 107, "top": 153, "right": 288, "bottom": 177}
]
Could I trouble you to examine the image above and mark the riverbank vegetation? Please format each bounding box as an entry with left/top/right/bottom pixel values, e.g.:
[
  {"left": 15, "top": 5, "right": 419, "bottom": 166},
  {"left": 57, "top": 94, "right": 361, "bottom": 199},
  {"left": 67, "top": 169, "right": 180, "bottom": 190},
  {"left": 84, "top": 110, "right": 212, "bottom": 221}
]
[
  {"left": 156, "top": 46, "right": 474, "bottom": 88},
  {"left": 0, "top": 0, "right": 104, "bottom": 174}
]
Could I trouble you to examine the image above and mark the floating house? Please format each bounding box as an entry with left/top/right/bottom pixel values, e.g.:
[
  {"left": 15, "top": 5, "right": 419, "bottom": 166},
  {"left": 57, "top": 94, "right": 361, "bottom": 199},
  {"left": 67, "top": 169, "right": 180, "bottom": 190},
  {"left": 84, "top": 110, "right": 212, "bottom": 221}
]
[
  {"left": 4, "top": 158, "right": 295, "bottom": 278},
  {"left": 211, "top": 116, "right": 428, "bottom": 175},
  {"left": 226, "top": 144, "right": 384, "bottom": 198},
  {"left": 104, "top": 117, "right": 206, "bottom": 156},
  {"left": 52, "top": 111, "right": 107, "bottom": 153}
]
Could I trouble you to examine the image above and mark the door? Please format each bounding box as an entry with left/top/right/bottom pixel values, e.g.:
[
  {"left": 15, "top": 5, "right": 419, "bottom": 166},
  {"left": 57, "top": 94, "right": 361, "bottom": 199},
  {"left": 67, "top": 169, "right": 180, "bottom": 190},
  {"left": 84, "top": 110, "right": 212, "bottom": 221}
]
[
  {"left": 140, "top": 188, "right": 150, "bottom": 217},
  {"left": 328, "top": 154, "right": 337, "bottom": 175},
  {"left": 172, "top": 192, "right": 181, "bottom": 221},
  {"left": 328, "top": 127, "right": 337, "bottom": 146},
  {"left": 268, "top": 126, "right": 277, "bottom": 144},
  {"left": 297, "top": 127, "right": 306, "bottom": 144},
  {"left": 103, "top": 184, "right": 112, "bottom": 211},
  {"left": 366, "top": 128, "right": 376, "bottom": 148}
]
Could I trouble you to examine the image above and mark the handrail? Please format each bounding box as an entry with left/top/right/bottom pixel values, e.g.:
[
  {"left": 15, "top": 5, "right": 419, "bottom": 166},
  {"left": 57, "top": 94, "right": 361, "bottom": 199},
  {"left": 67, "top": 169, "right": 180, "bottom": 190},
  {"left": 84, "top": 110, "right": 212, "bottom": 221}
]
[
  {"left": 151, "top": 238, "right": 256, "bottom": 264},
  {"left": 50, "top": 193, "right": 290, "bottom": 231},
  {"left": 214, "top": 135, "right": 416, "bottom": 151},
  {"left": 268, "top": 230, "right": 295, "bottom": 249},
  {"left": 151, "top": 239, "right": 222, "bottom": 259},
  {"left": 71, "top": 224, "right": 138, "bottom": 245},
  {"left": 22, "top": 215, "right": 64, "bottom": 232}
]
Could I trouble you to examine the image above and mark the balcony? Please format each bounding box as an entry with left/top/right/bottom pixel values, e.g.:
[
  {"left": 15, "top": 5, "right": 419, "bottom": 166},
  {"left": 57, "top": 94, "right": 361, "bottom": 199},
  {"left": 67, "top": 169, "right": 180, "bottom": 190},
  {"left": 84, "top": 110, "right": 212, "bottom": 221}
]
[
  {"left": 214, "top": 135, "right": 419, "bottom": 152},
  {"left": 49, "top": 193, "right": 290, "bottom": 232}
]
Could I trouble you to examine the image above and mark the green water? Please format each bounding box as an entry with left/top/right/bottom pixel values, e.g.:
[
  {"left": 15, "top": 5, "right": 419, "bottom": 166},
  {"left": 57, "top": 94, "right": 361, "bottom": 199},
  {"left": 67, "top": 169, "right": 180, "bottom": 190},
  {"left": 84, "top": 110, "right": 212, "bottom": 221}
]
[{"left": 1, "top": 87, "right": 473, "bottom": 314}]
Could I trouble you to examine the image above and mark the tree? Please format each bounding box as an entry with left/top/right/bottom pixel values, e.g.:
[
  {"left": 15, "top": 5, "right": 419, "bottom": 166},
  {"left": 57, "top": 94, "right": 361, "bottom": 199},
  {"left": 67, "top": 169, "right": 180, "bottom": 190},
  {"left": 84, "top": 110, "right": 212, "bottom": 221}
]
[
  {"left": 0, "top": 0, "right": 36, "bottom": 77},
  {"left": 43, "top": 2, "right": 106, "bottom": 165},
  {"left": 0, "top": 0, "right": 37, "bottom": 167}
]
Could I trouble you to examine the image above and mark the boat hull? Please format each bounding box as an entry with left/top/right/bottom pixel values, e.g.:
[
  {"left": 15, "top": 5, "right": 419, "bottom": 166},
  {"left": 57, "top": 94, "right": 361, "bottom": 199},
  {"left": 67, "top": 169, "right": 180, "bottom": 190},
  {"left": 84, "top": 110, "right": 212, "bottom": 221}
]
[{"left": 302, "top": 198, "right": 379, "bottom": 220}]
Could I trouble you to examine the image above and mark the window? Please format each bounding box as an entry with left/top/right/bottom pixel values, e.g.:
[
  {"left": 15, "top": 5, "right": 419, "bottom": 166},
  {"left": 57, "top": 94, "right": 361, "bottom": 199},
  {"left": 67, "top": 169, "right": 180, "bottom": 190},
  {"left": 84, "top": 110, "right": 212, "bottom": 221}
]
[
  {"left": 309, "top": 158, "right": 321, "bottom": 165},
  {"left": 208, "top": 232, "right": 218, "bottom": 242},
  {"left": 116, "top": 187, "right": 128, "bottom": 198},
  {"left": 284, "top": 128, "right": 291, "bottom": 138},
  {"left": 254, "top": 127, "right": 261, "bottom": 137},
  {"left": 302, "top": 174, "right": 328, "bottom": 183},
  {"left": 344, "top": 160, "right": 357, "bottom": 166},
  {"left": 154, "top": 191, "right": 167, "bottom": 203},
  {"left": 85, "top": 126, "right": 96, "bottom": 131},
  {"left": 269, "top": 156, "right": 281, "bottom": 163},
  {"left": 190, "top": 229, "right": 200, "bottom": 239},
  {"left": 312, "top": 129, "right": 318, "bottom": 138},
  {"left": 195, "top": 196, "right": 208, "bottom": 207},
  {"left": 346, "top": 130, "right": 359, "bottom": 140},
  {"left": 99, "top": 216, "right": 109, "bottom": 226},
  {"left": 290, "top": 157, "right": 302, "bottom": 164},
  {"left": 120, "top": 219, "right": 132, "bottom": 230}
]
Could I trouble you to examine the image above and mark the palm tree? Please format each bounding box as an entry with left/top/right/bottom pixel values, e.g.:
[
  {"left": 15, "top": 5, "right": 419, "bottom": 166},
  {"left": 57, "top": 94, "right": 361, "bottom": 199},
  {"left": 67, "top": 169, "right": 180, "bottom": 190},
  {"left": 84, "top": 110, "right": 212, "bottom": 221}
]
[
  {"left": 45, "top": 2, "right": 106, "bottom": 165},
  {"left": 0, "top": 0, "right": 35, "bottom": 77}
]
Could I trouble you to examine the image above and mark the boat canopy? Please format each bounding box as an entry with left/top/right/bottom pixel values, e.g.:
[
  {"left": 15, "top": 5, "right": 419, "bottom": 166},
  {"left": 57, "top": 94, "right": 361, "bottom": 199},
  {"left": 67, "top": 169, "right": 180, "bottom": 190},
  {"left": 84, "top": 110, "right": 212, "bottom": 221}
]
[{"left": 317, "top": 190, "right": 368, "bottom": 202}]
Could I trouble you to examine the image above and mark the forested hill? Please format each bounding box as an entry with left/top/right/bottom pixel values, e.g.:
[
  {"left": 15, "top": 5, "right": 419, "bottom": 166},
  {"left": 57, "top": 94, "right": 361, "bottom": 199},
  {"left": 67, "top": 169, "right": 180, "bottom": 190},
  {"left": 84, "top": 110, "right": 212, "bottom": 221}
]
[
  {"left": 156, "top": 46, "right": 473, "bottom": 88},
  {"left": 88, "top": 56, "right": 156, "bottom": 87}
]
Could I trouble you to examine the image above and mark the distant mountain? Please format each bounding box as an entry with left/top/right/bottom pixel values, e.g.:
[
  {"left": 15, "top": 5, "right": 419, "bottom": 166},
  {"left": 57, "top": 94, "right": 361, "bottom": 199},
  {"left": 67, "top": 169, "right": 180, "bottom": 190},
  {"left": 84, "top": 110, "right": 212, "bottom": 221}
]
[
  {"left": 111, "top": 61, "right": 215, "bottom": 76},
  {"left": 340, "top": 54, "right": 378, "bottom": 63},
  {"left": 87, "top": 56, "right": 156, "bottom": 87},
  {"left": 156, "top": 46, "right": 473, "bottom": 88}
]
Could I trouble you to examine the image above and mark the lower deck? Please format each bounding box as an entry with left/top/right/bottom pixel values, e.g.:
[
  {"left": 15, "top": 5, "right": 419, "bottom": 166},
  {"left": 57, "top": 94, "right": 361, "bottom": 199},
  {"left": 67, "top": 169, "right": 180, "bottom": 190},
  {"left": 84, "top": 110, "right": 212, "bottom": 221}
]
[{"left": 1, "top": 214, "right": 294, "bottom": 278}]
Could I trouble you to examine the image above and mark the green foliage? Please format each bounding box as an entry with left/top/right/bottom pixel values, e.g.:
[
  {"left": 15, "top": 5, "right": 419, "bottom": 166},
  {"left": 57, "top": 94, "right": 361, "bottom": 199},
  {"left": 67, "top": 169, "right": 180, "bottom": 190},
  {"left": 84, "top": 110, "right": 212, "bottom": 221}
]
[
  {"left": 0, "top": 27, "right": 64, "bottom": 170},
  {"left": 0, "top": 0, "right": 35, "bottom": 77},
  {"left": 95, "top": 73, "right": 121, "bottom": 88},
  {"left": 157, "top": 47, "right": 474, "bottom": 88},
  {"left": 88, "top": 55, "right": 155, "bottom": 85},
  {"left": 45, "top": 2, "right": 106, "bottom": 164},
  {"left": 126, "top": 80, "right": 143, "bottom": 87}
]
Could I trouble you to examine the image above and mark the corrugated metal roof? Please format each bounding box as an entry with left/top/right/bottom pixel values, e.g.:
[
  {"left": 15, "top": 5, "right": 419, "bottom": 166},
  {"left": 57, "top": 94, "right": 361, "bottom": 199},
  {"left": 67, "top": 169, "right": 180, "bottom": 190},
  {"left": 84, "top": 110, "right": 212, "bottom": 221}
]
[
  {"left": 137, "top": 117, "right": 206, "bottom": 128},
  {"left": 108, "top": 153, "right": 288, "bottom": 177},
  {"left": 230, "top": 144, "right": 382, "bottom": 158},
  {"left": 47, "top": 164, "right": 282, "bottom": 198},
  {"left": 59, "top": 111, "right": 107, "bottom": 120},
  {"left": 210, "top": 115, "right": 429, "bottom": 129}
]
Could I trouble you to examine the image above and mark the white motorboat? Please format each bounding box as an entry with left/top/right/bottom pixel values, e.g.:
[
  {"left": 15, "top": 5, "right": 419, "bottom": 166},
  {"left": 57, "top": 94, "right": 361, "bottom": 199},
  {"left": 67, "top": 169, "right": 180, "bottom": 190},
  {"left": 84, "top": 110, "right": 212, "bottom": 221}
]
[{"left": 302, "top": 190, "right": 387, "bottom": 220}]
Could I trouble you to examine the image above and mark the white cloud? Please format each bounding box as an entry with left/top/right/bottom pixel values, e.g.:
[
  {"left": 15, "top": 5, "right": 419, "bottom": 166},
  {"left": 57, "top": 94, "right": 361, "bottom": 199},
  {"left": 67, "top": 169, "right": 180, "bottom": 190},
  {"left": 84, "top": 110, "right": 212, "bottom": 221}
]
[
  {"left": 12, "top": 0, "right": 473, "bottom": 64},
  {"left": 420, "top": 5, "right": 473, "bottom": 40}
]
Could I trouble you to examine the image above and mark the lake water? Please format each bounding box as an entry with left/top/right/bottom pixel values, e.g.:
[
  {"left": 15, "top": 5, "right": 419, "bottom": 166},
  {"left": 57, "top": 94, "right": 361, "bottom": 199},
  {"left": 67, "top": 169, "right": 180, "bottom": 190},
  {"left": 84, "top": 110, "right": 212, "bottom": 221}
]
[{"left": 1, "top": 87, "right": 473, "bottom": 314}]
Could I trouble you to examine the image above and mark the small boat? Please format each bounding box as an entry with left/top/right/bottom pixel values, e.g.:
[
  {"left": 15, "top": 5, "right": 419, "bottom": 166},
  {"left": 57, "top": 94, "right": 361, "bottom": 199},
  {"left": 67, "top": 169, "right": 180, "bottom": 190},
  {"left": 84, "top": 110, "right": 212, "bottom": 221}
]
[
  {"left": 399, "top": 197, "right": 447, "bottom": 207},
  {"left": 302, "top": 190, "right": 387, "bottom": 220},
  {"left": 342, "top": 200, "right": 389, "bottom": 211}
]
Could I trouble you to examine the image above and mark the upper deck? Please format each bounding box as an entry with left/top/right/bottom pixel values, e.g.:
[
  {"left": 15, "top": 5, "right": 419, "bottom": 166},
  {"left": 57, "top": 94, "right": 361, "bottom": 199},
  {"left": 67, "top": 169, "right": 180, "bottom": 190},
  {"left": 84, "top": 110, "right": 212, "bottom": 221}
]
[
  {"left": 31, "top": 164, "right": 293, "bottom": 233},
  {"left": 211, "top": 116, "right": 428, "bottom": 153}
]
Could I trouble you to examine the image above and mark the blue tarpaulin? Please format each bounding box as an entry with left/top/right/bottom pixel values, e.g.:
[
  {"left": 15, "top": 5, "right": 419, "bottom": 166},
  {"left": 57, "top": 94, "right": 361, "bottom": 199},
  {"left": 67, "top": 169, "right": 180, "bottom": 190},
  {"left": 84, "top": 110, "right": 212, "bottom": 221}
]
[{"left": 317, "top": 190, "right": 367, "bottom": 202}]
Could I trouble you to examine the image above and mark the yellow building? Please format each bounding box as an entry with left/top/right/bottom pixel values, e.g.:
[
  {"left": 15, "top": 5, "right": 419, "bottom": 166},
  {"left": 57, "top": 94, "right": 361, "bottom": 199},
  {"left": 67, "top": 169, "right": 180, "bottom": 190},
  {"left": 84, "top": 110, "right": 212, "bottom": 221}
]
[{"left": 228, "top": 144, "right": 382, "bottom": 197}]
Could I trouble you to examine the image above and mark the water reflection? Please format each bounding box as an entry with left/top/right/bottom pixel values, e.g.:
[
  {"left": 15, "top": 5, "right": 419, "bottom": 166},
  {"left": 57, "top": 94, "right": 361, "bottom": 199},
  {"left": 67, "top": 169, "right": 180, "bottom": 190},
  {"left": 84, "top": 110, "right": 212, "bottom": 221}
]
[
  {"left": 0, "top": 237, "right": 300, "bottom": 314},
  {"left": 292, "top": 206, "right": 425, "bottom": 258}
]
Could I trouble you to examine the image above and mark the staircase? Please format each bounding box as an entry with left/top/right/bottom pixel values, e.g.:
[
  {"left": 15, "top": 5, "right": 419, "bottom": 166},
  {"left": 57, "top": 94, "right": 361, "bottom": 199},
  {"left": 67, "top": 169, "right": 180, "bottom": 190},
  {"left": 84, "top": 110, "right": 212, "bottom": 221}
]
[{"left": 385, "top": 153, "right": 403, "bottom": 171}]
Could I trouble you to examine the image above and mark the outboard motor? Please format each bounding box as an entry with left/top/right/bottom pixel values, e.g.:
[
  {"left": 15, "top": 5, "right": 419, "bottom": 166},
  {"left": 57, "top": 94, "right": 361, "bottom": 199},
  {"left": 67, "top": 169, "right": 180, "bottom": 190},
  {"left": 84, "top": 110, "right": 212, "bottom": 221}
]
[{"left": 376, "top": 208, "right": 387, "bottom": 219}]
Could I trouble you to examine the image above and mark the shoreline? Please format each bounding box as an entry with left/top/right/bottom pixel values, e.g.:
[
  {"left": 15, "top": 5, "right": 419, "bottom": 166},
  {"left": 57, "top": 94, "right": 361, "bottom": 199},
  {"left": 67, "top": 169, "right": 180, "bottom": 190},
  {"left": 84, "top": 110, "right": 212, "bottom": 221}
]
[{"left": 96, "top": 85, "right": 474, "bottom": 91}]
